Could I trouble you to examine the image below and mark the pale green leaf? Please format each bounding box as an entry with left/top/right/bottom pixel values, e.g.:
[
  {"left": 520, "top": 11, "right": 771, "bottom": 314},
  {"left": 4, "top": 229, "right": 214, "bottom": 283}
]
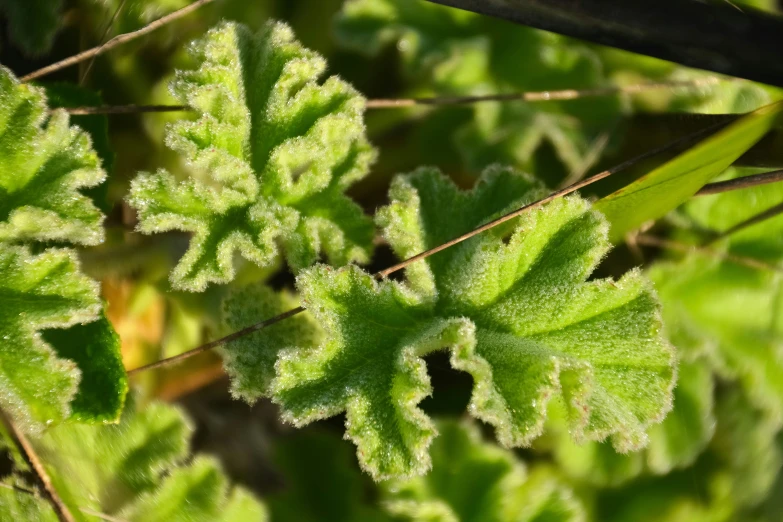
[
  {"left": 221, "top": 283, "right": 322, "bottom": 402},
  {"left": 0, "top": 66, "right": 107, "bottom": 246},
  {"left": 0, "top": 246, "right": 100, "bottom": 433},
  {"left": 128, "top": 21, "right": 376, "bottom": 291},
  {"left": 0, "top": 0, "right": 62, "bottom": 55},
  {"left": 595, "top": 101, "right": 783, "bottom": 241},
  {"left": 272, "top": 166, "right": 674, "bottom": 480},
  {"left": 384, "top": 419, "right": 583, "bottom": 522}
]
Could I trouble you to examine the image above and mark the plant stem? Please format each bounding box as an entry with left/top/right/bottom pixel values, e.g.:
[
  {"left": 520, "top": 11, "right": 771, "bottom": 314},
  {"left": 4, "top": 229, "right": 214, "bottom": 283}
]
[
  {"left": 126, "top": 122, "right": 725, "bottom": 375},
  {"left": 0, "top": 409, "right": 75, "bottom": 522},
  {"left": 21, "top": 0, "right": 217, "bottom": 82},
  {"left": 695, "top": 169, "right": 783, "bottom": 196}
]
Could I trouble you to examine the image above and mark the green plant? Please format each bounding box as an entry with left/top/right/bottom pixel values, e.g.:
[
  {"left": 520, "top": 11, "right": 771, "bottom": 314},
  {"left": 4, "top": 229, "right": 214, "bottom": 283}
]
[{"left": 1, "top": 1, "right": 783, "bottom": 521}]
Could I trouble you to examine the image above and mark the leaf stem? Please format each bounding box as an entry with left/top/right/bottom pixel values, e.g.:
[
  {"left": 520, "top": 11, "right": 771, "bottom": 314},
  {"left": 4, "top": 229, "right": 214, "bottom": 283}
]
[
  {"left": 636, "top": 235, "right": 781, "bottom": 272},
  {"left": 21, "top": 0, "right": 217, "bottom": 82},
  {"left": 60, "top": 78, "right": 720, "bottom": 115},
  {"left": 126, "top": 122, "right": 725, "bottom": 375},
  {"left": 704, "top": 200, "right": 783, "bottom": 245},
  {"left": 695, "top": 169, "right": 783, "bottom": 196},
  {"left": 0, "top": 409, "right": 75, "bottom": 522}
]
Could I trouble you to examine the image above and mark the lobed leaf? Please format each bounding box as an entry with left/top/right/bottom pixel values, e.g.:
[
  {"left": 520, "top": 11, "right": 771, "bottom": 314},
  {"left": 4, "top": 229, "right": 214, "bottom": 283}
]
[
  {"left": 272, "top": 166, "right": 674, "bottom": 480},
  {"left": 0, "top": 66, "right": 107, "bottom": 246},
  {"left": 220, "top": 283, "right": 322, "bottom": 402},
  {"left": 0, "top": 246, "right": 100, "bottom": 433},
  {"left": 128, "top": 21, "right": 376, "bottom": 291}
]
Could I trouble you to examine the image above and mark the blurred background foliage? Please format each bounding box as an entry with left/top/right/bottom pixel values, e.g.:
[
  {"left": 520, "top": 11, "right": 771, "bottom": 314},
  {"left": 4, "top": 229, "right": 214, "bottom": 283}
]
[{"left": 3, "top": 0, "right": 783, "bottom": 520}]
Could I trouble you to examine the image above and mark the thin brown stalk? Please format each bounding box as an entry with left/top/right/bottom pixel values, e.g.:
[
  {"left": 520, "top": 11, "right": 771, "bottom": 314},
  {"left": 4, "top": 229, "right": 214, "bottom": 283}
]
[
  {"left": 126, "top": 121, "right": 725, "bottom": 376},
  {"left": 21, "top": 0, "right": 216, "bottom": 82},
  {"left": 64, "top": 104, "right": 191, "bottom": 115},
  {"left": 364, "top": 78, "right": 721, "bottom": 108},
  {"left": 696, "top": 169, "right": 783, "bottom": 196},
  {"left": 62, "top": 78, "right": 721, "bottom": 115},
  {"left": 0, "top": 410, "right": 75, "bottom": 522},
  {"left": 80, "top": 0, "right": 129, "bottom": 84},
  {"left": 704, "top": 201, "right": 783, "bottom": 245},
  {"left": 636, "top": 235, "right": 781, "bottom": 272}
]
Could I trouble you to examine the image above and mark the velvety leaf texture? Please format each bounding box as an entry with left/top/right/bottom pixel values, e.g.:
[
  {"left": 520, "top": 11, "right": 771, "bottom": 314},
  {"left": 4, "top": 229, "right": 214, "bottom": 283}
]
[
  {"left": 3, "top": 398, "right": 267, "bottom": 521},
  {"left": 272, "top": 166, "right": 674, "bottom": 480},
  {"left": 128, "top": 20, "right": 376, "bottom": 291},
  {"left": 0, "top": 0, "right": 62, "bottom": 55},
  {"left": 0, "top": 246, "right": 100, "bottom": 433},
  {"left": 221, "top": 283, "right": 322, "bottom": 402},
  {"left": 0, "top": 66, "right": 106, "bottom": 246},
  {"left": 384, "top": 419, "right": 584, "bottom": 522}
]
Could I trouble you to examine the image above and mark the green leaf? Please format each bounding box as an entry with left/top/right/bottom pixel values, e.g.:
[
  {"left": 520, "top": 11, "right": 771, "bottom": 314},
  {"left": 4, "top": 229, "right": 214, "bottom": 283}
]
[
  {"left": 595, "top": 101, "right": 783, "bottom": 241},
  {"left": 128, "top": 21, "right": 376, "bottom": 291},
  {"left": 42, "top": 315, "right": 128, "bottom": 424},
  {"left": 0, "top": 246, "right": 100, "bottom": 433},
  {"left": 0, "top": 0, "right": 63, "bottom": 55},
  {"left": 683, "top": 167, "right": 783, "bottom": 262},
  {"left": 552, "top": 359, "right": 715, "bottom": 486},
  {"left": 272, "top": 166, "right": 674, "bottom": 480},
  {"left": 221, "top": 283, "right": 322, "bottom": 402},
  {"left": 268, "top": 430, "right": 391, "bottom": 522},
  {"left": 384, "top": 419, "right": 583, "bottom": 522},
  {"left": 4, "top": 398, "right": 267, "bottom": 522},
  {"left": 0, "top": 67, "right": 107, "bottom": 246},
  {"left": 649, "top": 254, "right": 783, "bottom": 421}
]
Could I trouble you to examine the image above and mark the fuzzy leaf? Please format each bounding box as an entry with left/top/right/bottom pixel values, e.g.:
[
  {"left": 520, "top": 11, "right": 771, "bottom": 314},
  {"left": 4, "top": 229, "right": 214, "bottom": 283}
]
[
  {"left": 3, "top": 398, "right": 266, "bottom": 521},
  {"left": 128, "top": 21, "right": 376, "bottom": 291},
  {"left": 273, "top": 167, "right": 674, "bottom": 480},
  {"left": 0, "top": 0, "right": 62, "bottom": 55},
  {"left": 0, "top": 67, "right": 107, "bottom": 246},
  {"left": 552, "top": 359, "right": 715, "bottom": 486},
  {"left": 268, "top": 430, "right": 391, "bottom": 522},
  {"left": 384, "top": 419, "right": 583, "bottom": 522},
  {"left": 221, "top": 283, "right": 322, "bottom": 402},
  {"left": 0, "top": 246, "right": 101, "bottom": 433}
]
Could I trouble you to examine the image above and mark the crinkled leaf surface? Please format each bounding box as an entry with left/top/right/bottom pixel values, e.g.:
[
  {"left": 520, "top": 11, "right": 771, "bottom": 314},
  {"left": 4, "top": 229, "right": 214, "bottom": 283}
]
[
  {"left": 0, "top": 0, "right": 62, "bottom": 55},
  {"left": 3, "top": 398, "right": 266, "bottom": 521},
  {"left": 552, "top": 359, "right": 714, "bottom": 486},
  {"left": 268, "top": 430, "right": 391, "bottom": 522},
  {"left": 0, "top": 247, "right": 100, "bottom": 433},
  {"left": 0, "top": 67, "right": 106, "bottom": 246},
  {"left": 272, "top": 167, "right": 674, "bottom": 480},
  {"left": 221, "top": 283, "right": 322, "bottom": 402},
  {"left": 384, "top": 419, "right": 583, "bottom": 522},
  {"left": 128, "top": 21, "right": 376, "bottom": 291}
]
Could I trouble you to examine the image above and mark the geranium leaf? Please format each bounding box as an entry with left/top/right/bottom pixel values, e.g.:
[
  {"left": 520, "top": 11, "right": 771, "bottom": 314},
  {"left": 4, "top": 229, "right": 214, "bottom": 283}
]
[
  {"left": 220, "top": 283, "right": 322, "bottom": 402},
  {"left": 128, "top": 21, "right": 376, "bottom": 291},
  {"left": 0, "top": 246, "right": 100, "bottom": 433},
  {"left": 272, "top": 166, "right": 674, "bottom": 480},
  {"left": 0, "top": 67, "right": 107, "bottom": 246}
]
